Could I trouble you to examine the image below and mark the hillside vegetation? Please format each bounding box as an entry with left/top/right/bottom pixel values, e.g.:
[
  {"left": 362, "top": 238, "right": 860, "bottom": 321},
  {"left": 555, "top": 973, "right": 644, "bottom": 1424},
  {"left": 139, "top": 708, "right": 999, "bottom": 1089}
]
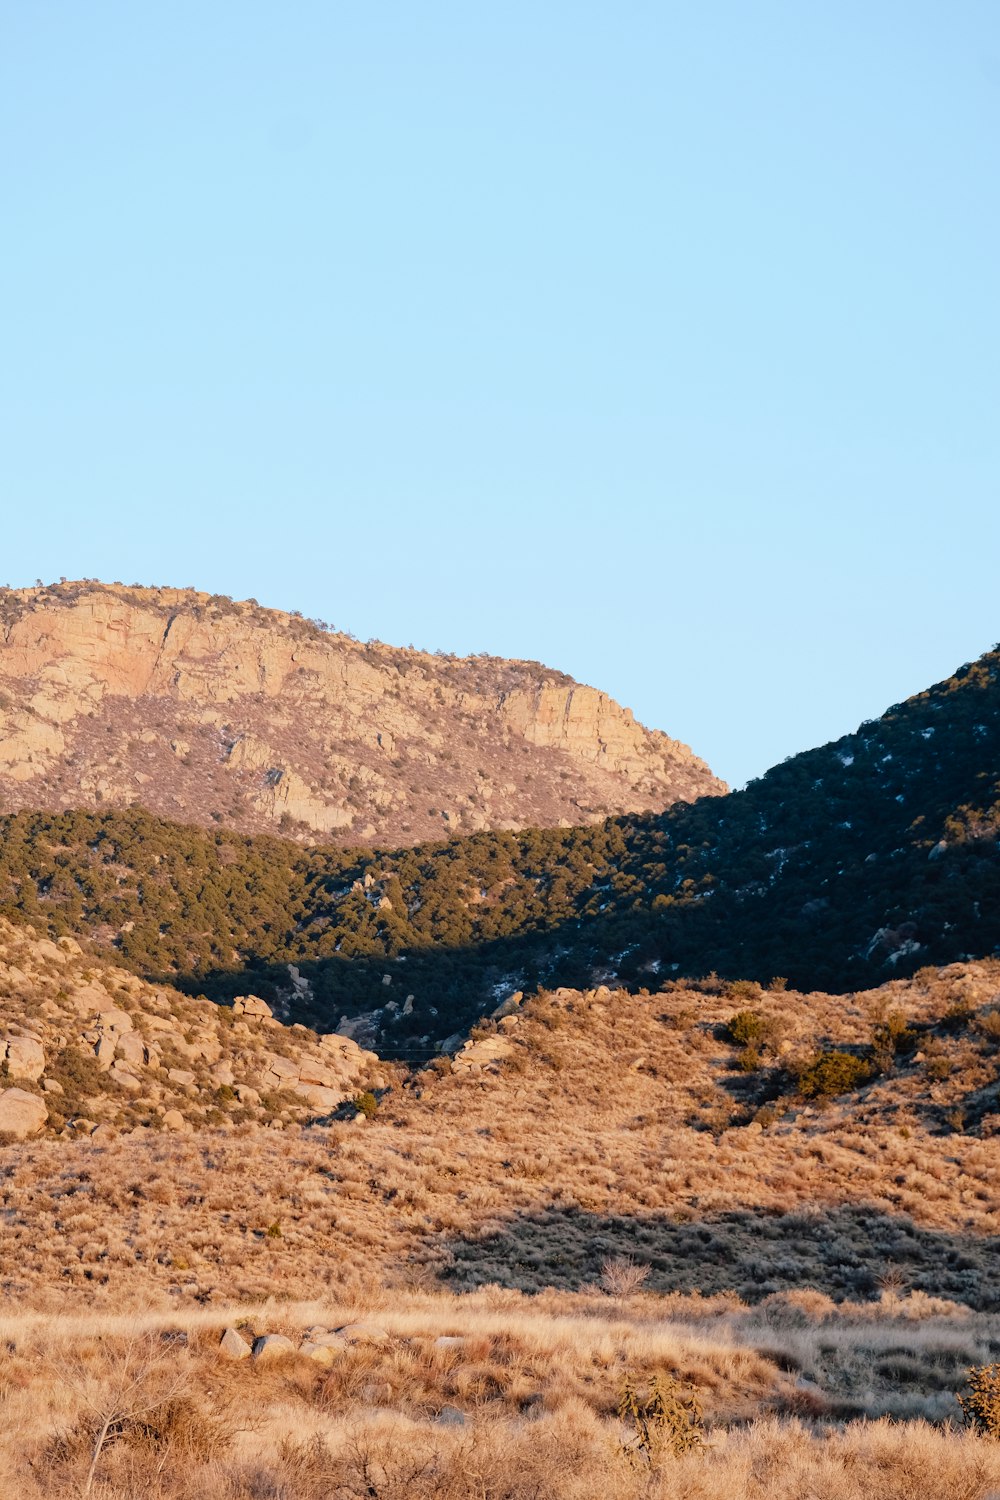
[
  {"left": 0, "top": 643, "right": 996, "bottom": 1048},
  {"left": 0, "top": 951, "right": 997, "bottom": 1495}
]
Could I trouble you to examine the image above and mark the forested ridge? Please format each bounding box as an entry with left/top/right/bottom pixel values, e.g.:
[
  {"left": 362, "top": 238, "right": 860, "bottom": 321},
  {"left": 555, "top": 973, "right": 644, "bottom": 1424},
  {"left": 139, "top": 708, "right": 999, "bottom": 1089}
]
[{"left": 0, "top": 644, "right": 997, "bottom": 1046}]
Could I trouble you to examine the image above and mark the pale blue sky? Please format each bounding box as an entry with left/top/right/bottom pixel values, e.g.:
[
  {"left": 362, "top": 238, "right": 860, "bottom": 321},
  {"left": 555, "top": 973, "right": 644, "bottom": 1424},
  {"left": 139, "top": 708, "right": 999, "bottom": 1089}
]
[{"left": 2, "top": 2, "right": 998, "bottom": 787}]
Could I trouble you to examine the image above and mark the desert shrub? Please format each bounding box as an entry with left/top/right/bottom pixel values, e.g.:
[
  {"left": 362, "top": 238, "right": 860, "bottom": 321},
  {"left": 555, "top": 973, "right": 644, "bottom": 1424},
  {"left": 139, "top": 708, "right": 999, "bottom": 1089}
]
[
  {"left": 975, "top": 1009, "right": 1000, "bottom": 1046},
  {"left": 871, "top": 1010, "right": 918, "bottom": 1068},
  {"left": 941, "top": 998, "right": 975, "bottom": 1033},
  {"left": 797, "top": 1050, "right": 874, "bottom": 1099},
  {"left": 726, "top": 980, "right": 763, "bottom": 1004},
  {"left": 727, "top": 1010, "right": 766, "bottom": 1048},
  {"left": 617, "top": 1374, "right": 703, "bottom": 1464},
  {"left": 958, "top": 1363, "right": 1000, "bottom": 1439},
  {"left": 599, "top": 1255, "right": 650, "bottom": 1298},
  {"left": 354, "top": 1090, "right": 379, "bottom": 1119}
]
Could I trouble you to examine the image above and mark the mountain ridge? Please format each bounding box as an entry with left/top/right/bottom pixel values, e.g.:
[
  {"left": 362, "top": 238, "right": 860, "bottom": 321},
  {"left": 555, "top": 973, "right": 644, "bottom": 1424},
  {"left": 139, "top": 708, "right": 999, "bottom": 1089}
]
[
  {"left": 0, "top": 580, "right": 723, "bottom": 842},
  {"left": 0, "top": 640, "right": 996, "bottom": 1054}
]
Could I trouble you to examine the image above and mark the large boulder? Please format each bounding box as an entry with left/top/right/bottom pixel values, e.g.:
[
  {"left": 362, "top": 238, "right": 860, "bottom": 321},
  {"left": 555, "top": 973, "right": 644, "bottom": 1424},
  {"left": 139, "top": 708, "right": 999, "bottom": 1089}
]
[
  {"left": 219, "top": 1327, "right": 252, "bottom": 1360},
  {"left": 251, "top": 1334, "right": 296, "bottom": 1364},
  {"left": 3, "top": 1036, "right": 45, "bottom": 1080},
  {"left": 296, "top": 1058, "right": 342, "bottom": 1088},
  {"left": 115, "top": 1031, "right": 147, "bottom": 1068},
  {"left": 233, "top": 996, "right": 272, "bottom": 1020},
  {"left": 0, "top": 1087, "right": 47, "bottom": 1138}
]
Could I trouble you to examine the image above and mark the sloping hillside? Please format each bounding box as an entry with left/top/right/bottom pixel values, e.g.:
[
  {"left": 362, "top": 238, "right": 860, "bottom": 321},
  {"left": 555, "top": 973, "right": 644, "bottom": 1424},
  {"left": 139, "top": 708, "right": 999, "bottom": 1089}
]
[
  {"left": 0, "top": 581, "right": 722, "bottom": 842},
  {"left": 0, "top": 919, "right": 382, "bottom": 1140},
  {"left": 0, "top": 643, "right": 996, "bottom": 1049},
  {"left": 0, "top": 962, "right": 996, "bottom": 1304}
]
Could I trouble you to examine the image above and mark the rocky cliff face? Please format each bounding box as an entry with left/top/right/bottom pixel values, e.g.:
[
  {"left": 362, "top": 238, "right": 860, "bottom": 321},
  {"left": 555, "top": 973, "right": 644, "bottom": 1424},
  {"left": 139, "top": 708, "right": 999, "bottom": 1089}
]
[{"left": 0, "top": 582, "right": 723, "bottom": 843}]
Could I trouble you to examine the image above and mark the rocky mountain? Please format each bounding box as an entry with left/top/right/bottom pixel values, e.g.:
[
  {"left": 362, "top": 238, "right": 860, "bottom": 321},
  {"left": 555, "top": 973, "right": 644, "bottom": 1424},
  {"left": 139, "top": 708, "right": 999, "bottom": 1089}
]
[
  {"left": 0, "top": 581, "right": 723, "bottom": 842},
  {"left": 0, "top": 642, "right": 996, "bottom": 1053}
]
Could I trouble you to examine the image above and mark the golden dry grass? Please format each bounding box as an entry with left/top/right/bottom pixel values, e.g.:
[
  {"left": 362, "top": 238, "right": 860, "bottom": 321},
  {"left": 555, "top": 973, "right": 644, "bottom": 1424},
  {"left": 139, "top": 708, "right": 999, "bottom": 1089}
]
[
  {"left": 0, "top": 933, "right": 998, "bottom": 1493},
  {"left": 2, "top": 1294, "right": 1000, "bottom": 1499}
]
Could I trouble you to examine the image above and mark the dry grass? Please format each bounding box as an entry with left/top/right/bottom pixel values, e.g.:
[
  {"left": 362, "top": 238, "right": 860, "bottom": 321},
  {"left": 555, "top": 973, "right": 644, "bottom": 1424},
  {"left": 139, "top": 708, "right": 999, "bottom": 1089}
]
[
  {"left": 2, "top": 1294, "right": 1000, "bottom": 1498},
  {"left": 0, "top": 938, "right": 998, "bottom": 1493}
]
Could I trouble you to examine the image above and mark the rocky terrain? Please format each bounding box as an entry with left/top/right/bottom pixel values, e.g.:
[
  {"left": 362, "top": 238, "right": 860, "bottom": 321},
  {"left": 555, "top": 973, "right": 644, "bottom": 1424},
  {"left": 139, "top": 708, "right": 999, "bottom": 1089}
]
[
  {"left": 0, "top": 582, "right": 723, "bottom": 843},
  {"left": 0, "top": 919, "right": 383, "bottom": 1142}
]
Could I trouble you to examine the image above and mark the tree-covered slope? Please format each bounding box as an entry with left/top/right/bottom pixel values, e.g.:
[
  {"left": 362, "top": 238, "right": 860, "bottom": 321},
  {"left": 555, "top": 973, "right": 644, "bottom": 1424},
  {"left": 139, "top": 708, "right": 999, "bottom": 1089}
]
[{"left": 0, "top": 644, "right": 997, "bottom": 1048}]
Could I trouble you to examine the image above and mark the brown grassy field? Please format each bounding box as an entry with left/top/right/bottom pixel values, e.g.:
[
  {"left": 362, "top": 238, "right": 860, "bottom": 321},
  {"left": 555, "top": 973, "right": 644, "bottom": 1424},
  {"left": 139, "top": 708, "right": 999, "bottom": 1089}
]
[
  {"left": 3, "top": 1293, "right": 1000, "bottom": 1499},
  {"left": 0, "top": 935, "right": 998, "bottom": 1494}
]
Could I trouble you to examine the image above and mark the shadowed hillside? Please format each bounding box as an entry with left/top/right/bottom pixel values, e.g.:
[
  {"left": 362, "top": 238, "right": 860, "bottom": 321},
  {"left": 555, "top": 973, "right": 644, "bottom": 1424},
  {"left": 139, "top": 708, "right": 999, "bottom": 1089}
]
[{"left": 0, "top": 643, "right": 996, "bottom": 1048}]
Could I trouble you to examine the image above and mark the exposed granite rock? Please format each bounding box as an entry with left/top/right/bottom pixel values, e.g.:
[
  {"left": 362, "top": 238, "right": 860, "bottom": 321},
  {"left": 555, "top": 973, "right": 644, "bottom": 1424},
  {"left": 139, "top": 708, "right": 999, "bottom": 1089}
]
[{"left": 0, "top": 582, "right": 724, "bottom": 843}]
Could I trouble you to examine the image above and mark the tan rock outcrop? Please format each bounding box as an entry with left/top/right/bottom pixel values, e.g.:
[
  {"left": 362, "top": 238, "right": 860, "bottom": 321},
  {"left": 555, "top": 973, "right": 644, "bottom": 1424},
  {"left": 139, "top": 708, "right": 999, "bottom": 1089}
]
[
  {"left": 0, "top": 1087, "right": 48, "bottom": 1138},
  {"left": 3, "top": 1036, "right": 45, "bottom": 1080},
  {"left": 0, "top": 583, "right": 724, "bottom": 843}
]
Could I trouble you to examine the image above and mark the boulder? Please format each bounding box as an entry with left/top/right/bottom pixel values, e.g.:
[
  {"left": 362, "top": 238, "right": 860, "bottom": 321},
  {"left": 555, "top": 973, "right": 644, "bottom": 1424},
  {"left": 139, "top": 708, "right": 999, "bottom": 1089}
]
[
  {"left": 109, "top": 1064, "right": 142, "bottom": 1093},
  {"left": 0, "top": 1087, "right": 47, "bottom": 1138},
  {"left": 453, "top": 1036, "right": 514, "bottom": 1071},
  {"left": 3, "top": 1036, "right": 45, "bottom": 1080},
  {"left": 263, "top": 1055, "right": 299, "bottom": 1082},
  {"left": 161, "top": 1108, "right": 191, "bottom": 1132},
  {"left": 219, "top": 1327, "right": 252, "bottom": 1360},
  {"left": 233, "top": 996, "right": 273, "bottom": 1020},
  {"left": 491, "top": 990, "right": 524, "bottom": 1019},
  {"left": 336, "top": 1322, "right": 390, "bottom": 1345},
  {"left": 296, "top": 1058, "right": 341, "bottom": 1088},
  {"left": 100, "top": 1009, "right": 133, "bottom": 1033},
  {"left": 115, "top": 1032, "right": 147, "bottom": 1067},
  {"left": 305, "top": 1331, "right": 347, "bottom": 1349},
  {"left": 299, "top": 1340, "right": 339, "bottom": 1366},
  {"left": 251, "top": 1333, "right": 296, "bottom": 1364},
  {"left": 167, "top": 1068, "right": 196, "bottom": 1088},
  {"left": 297, "top": 1084, "right": 342, "bottom": 1111}
]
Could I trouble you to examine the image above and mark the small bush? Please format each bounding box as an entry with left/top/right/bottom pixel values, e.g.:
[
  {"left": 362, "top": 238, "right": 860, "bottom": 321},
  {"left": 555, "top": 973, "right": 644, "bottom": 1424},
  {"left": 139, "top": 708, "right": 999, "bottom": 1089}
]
[
  {"left": 958, "top": 1362, "right": 1000, "bottom": 1439},
  {"left": 725, "top": 980, "right": 763, "bottom": 1004},
  {"left": 599, "top": 1255, "right": 650, "bottom": 1298},
  {"left": 797, "top": 1050, "right": 874, "bottom": 1099},
  {"left": 618, "top": 1374, "right": 703, "bottom": 1464},
  {"left": 871, "top": 1010, "right": 918, "bottom": 1067},
  {"left": 353, "top": 1091, "right": 379, "bottom": 1119},
  {"left": 975, "top": 1009, "right": 1000, "bottom": 1046},
  {"left": 726, "top": 1011, "right": 766, "bottom": 1048}
]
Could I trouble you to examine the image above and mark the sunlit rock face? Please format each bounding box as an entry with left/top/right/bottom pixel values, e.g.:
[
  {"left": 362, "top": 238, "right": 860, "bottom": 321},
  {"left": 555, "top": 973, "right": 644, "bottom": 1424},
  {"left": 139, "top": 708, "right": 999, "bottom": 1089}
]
[{"left": 0, "top": 582, "right": 724, "bottom": 843}]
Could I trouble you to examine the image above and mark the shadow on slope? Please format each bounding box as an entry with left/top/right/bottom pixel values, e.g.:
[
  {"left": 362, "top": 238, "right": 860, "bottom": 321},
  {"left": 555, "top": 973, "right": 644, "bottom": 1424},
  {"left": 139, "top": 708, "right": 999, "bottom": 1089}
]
[{"left": 438, "top": 1203, "right": 1000, "bottom": 1312}]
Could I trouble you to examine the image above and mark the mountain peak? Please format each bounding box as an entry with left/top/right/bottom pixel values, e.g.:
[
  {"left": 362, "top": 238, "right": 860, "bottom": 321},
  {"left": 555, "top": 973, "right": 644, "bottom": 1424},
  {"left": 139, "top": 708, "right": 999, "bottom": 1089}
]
[{"left": 0, "top": 580, "right": 724, "bottom": 843}]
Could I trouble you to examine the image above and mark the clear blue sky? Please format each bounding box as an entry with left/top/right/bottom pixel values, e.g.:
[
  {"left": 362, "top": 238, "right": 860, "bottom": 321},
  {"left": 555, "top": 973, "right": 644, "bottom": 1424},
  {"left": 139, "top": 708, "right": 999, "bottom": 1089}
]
[{"left": 2, "top": 2, "right": 998, "bottom": 788}]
